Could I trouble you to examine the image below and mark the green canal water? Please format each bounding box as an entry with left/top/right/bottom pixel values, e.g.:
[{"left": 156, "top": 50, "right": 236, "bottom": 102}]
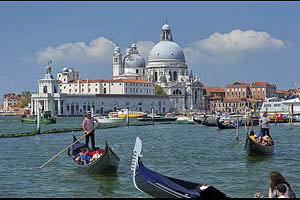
[{"left": 0, "top": 116, "right": 299, "bottom": 198}]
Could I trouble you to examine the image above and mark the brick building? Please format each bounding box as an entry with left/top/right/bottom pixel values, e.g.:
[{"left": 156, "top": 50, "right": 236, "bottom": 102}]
[
  {"left": 203, "top": 86, "right": 225, "bottom": 111},
  {"left": 215, "top": 81, "right": 276, "bottom": 113}
]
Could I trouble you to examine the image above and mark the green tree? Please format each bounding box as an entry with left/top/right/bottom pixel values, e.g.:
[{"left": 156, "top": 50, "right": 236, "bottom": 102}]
[
  {"left": 155, "top": 85, "right": 167, "bottom": 95},
  {"left": 18, "top": 93, "right": 31, "bottom": 108}
]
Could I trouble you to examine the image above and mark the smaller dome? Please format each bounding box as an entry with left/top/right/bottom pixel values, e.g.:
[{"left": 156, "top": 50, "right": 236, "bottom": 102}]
[
  {"left": 68, "top": 68, "right": 74, "bottom": 72},
  {"left": 125, "top": 54, "right": 145, "bottom": 69}
]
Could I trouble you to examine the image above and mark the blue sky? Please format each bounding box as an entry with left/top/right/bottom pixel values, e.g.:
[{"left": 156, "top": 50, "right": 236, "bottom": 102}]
[{"left": 1, "top": 1, "right": 300, "bottom": 103}]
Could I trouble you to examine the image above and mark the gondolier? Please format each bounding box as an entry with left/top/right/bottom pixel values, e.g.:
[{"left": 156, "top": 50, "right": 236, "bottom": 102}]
[
  {"left": 83, "top": 111, "right": 101, "bottom": 150},
  {"left": 259, "top": 112, "right": 270, "bottom": 137}
]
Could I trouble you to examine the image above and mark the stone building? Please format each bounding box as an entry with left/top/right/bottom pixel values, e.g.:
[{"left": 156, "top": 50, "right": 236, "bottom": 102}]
[
  {"left": 31, "top": 65, "right": 170, "bottom": 116},
  {"left": 203, "top": 86, "right": 225, "bottom": 111}
]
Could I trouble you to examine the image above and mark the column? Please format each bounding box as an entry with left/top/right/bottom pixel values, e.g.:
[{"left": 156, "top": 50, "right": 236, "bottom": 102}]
[
  {"left": 31, "top": 99, "right": 34, "bottom": 115},
  {"left": 58, "top": 100, "right": 61, "bottom": 116}
]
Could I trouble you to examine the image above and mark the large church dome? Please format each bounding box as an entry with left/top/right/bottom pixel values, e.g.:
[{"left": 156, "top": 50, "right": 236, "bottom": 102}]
[
  {"left": 148, "top": 22, "right": 185, "bottom": 62},
  {"left": 149, "top": 41, "right": 185, "bottom": 62}
]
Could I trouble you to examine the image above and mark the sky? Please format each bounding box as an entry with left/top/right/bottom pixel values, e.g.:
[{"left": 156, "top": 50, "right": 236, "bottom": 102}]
[{"left": 1, "top": 1, "right": 300, "bottom": 103}]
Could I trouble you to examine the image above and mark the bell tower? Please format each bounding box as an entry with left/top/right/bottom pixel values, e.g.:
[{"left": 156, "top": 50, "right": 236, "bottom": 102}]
[{"left": 113, "top": 44, "right": 123, "bottom": 79}]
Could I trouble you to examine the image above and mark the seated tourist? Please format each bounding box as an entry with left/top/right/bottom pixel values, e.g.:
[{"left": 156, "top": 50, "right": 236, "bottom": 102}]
[
  {"left": 75, "top": 147, "right": 91, "bottom": 165},
  {"left": 249, "top": 130, "right": 256, "bottom": 142},
  {"left": 262, "top": 136, "right": 271, "bottom": 146},
  {"left": 90, "top": 147, "right": 103, "bottom": 163}
]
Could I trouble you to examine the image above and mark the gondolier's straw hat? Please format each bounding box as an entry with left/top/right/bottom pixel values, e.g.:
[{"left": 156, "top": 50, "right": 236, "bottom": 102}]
[
  {"left": 86, "top": 111, "right": 92, "bottom": 115},
  {"left": 263, "top": 136, "right": 270, "bottom": 142}
]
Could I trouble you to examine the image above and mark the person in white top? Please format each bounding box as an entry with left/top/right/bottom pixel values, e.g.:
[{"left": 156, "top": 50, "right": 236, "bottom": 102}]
[
  {"left": 90, "top": 148, "right": 103, "bottom": 163},
  {"left": 259, "top": 112, "right": 270, "bottom": 137}
]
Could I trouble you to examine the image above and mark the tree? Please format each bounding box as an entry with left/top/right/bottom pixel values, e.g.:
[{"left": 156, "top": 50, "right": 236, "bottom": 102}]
[
  {"left": 18, "top": 93, "right": 31, "bottom": 108},
  {"left": 155, "top": 85, "right": 167, "bottom": 95}
]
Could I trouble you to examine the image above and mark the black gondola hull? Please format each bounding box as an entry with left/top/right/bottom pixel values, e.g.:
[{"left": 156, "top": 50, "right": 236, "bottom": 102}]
[
  {"left": 245, "top": 136, "right": 274, "bottom": 155},
  {"left": 193, "top": 118, "right": 217, "bottom": 127},
  {"left": 134, "top": 159, "right": 229, "bottom": 198}
]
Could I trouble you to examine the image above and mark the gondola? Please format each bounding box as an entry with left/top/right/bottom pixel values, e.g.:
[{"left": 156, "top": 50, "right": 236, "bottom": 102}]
[
  {"left": 244, "top": 135, "right": 274, "bottom": 155},
  {"left": 216, "top": 121, "right": 241, "bottom": 129},
  {"left": 68, "top": 135, "right": 120, "bottom": 174},
  {"left": 137, "top": 116, "right": 177, "bottom": 122},
  {"left": 193, "top": 118, "right": 217, "bottom": 127},
  {"left": 131, "top": 137, "right": 230, "bottom": 198}
]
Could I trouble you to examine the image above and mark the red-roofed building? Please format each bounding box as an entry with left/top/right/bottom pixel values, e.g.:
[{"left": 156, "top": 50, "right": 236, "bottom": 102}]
[
  {"left": 3, "top": 93, "right": 28, "bottom": 111},
  {"left": 203, "top": 86, "right": 225, "bottom": 110},
  {"left": 214, "top": 81, "right": 277, "bottom": 113}
]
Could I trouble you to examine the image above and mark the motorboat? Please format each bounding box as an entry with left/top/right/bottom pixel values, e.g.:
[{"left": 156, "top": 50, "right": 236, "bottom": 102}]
[
  {"left": 94, "top": 115, "right": 124, "bottom": 124},
  {"left": 109, "top": 109, "right": 147, "bottom": 118}
]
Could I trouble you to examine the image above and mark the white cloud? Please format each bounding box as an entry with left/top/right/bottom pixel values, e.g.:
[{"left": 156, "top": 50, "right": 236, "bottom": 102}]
[
  {"left": 36, "top": 37, "right": 115, "bottom": 63},
  {"left": 183, "top": 29, "right": 286, "bottom": 65},
  {"left": 191, "top": 29, "right": 285, "bottom": 54}
]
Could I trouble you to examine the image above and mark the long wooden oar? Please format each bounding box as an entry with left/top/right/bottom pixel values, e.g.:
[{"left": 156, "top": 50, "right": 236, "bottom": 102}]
[
  {"left": 38, "top": 129, "right": 95, "bottom": 168},
  {"left": 232, "top": 126, "right": 260, "bottom": 150}
]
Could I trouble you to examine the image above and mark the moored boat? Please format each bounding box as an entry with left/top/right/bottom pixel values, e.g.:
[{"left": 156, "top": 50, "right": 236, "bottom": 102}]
[
  {"left": 94, "top": 115, "right": 124, "bottom": 124},
  {"left": 20, "top": 111, "right": 56, "bottom": 124},
  {"left": 109, "top": 109, "right": 147, "bottom": 118},
  {"left": 131, "top": 137, "right": 230, "bottom": 198},
  {"left": 137, "top": 116, "right": 177, "bottom": 122},
  {"left": 68, "top": 135, "right": 120, "bottom": 174},
  {"left": 245, "top": 135, "right": 274, "bottom": 155}
]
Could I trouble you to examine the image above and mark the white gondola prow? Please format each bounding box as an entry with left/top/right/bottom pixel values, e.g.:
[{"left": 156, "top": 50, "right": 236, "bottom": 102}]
[{"left": 131, "top": 137, "right": 143, "bottom": 192}]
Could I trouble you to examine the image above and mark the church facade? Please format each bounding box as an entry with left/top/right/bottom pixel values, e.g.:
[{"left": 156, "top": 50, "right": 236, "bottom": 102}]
[{"left": 112, "top": 22, "right": 204, "bottom": 112}]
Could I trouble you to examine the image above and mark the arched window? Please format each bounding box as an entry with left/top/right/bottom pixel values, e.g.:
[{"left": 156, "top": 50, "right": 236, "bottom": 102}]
[
  {"left": 169, "top": 71, "right": 172, "bottom": 81},
  {"left": 173, "top": 71, "right": 178, "bottom": 81},
  {"left": 173, "top": 89, "right": 182, "bottom": 95}
]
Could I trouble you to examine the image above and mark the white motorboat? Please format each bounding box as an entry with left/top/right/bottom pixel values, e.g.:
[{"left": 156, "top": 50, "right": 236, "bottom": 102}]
[
  {"left": 94, "top": 116, "right": 124, "bottom": 124},
  {"left": 260, "top": 96, "right": 300, "bottom": 114}
]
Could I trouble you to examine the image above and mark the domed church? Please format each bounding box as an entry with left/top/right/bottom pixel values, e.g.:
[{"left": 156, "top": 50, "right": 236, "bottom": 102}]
[{"left": 113, "top": 21, "right": 204, "bottom": 112}]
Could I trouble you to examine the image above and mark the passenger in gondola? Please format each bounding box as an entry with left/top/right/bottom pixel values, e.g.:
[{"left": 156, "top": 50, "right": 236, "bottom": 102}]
[
  {"left": 75, "top": 147, "right": 92, "bottom": 165},
  {"left": 249, "top": 130, "right": 257, "bottom": 142},
  {"left": 262, "top": 136, "right": 271, "bottom": 146},
  {"left": 258, "top": 130, "right": 264, "bottom": 144},
  {"left": 90, "top": 147, "right": 104, "bottom": 163}
]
